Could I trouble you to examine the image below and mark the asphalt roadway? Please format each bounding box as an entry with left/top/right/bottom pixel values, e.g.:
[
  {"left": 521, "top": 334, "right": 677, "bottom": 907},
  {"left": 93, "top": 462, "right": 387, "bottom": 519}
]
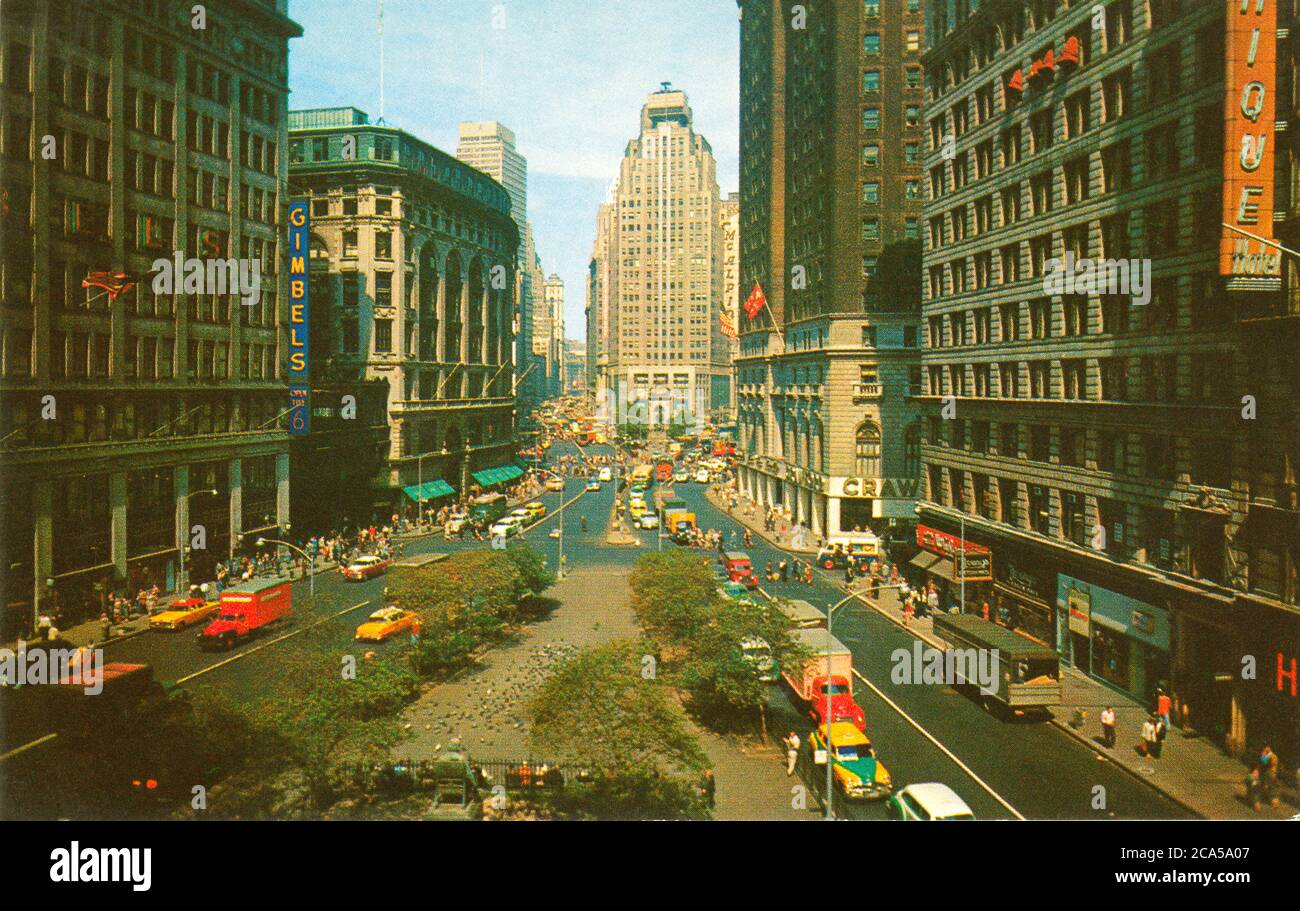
[{"left": 96, "top": 438, "right": 1190, "bottom": 820}]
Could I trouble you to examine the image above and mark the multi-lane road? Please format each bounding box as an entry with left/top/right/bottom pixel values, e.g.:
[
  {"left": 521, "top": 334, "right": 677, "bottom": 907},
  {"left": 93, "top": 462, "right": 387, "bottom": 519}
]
[{"left": 95, "top": 437, "right": 1189, "bottom": 819}]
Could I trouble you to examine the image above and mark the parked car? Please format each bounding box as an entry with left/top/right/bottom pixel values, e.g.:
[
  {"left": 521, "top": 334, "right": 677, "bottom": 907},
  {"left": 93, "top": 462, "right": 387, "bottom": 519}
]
[
  {"left": 741, "top": 637, "right": 779, "bottom": 682},
  {"left": 489, "top": 517, "right": 523, "bottom": 538},
  {"left": 885, "top": 783, "right": 975, "bottom": 821},
  {"left": 508, "top": 507, "right": 531, "bottom": 522},
  {"left": 444, "top": 510, "right": 469, "bottom": 535},
  {"left": 355, "top": 606, "right": 421, "bottom": 642},
  {"left": 694, "top": 468, "right": 710, "bottom": 483},
  {"left": 341, "top": 555, "right": 390, "bottom": 581},
  {"left": 598, "top": 466, "right": 613, "bottom": 482}
]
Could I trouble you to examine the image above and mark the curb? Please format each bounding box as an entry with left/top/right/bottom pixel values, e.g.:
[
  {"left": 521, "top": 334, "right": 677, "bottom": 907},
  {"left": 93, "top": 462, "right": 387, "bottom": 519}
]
[{"left": 708, "top": 486, "right": 1214, "bottom": 820}]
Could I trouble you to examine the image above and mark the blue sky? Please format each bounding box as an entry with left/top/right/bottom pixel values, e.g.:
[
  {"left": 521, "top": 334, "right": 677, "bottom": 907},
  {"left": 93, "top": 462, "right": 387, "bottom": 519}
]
[{"left": 287, "top": 0, "right": 741, "bottom": 341}]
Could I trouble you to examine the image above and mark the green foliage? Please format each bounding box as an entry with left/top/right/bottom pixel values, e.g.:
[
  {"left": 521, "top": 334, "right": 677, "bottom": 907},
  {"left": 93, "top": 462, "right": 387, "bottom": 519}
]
[
  {"left": 616, "top": 422, "right": 649, "bottom": 441},
  {"left": 504, "top": 542, "right": 556, "bottom": 597},
  {"left": 628, "top": 550, "right": 717, "bottom": 645},
  {"left": 527, "top": 639, "right": 708, "bottom": 779},
  {"left": 537, "top": 768, "right": 710, "bottom": 821}
]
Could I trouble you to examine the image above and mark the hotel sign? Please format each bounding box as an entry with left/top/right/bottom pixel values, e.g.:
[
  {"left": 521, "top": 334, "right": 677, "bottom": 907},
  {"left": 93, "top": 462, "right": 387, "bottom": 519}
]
[
  {"left": 288, "top": 200, "right": 310, "bottom": 435},
  {"left": 1221, "top": 0, "right": 1281, "bottom": 289}
]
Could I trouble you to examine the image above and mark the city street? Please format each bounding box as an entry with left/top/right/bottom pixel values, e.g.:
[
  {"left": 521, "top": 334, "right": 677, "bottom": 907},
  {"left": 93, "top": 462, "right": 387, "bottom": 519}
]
[{"left": 85, "top": 438, "right": 1189, "bottom": 819}]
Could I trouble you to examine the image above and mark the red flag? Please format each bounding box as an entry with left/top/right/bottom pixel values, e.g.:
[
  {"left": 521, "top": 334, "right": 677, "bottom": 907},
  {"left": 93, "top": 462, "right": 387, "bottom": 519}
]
[
  {"left": 743, "top": 282, "right": 766, "bottom": 320},
  {"left": 81, "top": 271, "right": 135, "bottom": 301}
]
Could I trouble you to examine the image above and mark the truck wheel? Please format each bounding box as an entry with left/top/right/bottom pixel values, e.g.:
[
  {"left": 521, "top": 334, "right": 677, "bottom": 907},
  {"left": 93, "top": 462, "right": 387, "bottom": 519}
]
[{"left": 224, "top": 633, "right": 236, "bottom": 651}]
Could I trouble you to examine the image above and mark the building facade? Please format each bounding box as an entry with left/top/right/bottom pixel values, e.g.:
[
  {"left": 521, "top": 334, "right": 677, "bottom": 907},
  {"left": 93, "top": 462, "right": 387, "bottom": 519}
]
[
  {"left": 593, "top": 86, "right": 731, "bottom": 429},
  {"left": 288, "top": 106, "right": 519, "bottom": 516},
  {"left": 0, "top": 0, "right": 301, "bottom": 636},
  {"left": 455, "top": 120, "right": 539, "bottom": 425},
  {"left": 919, "top": 0, "right": 1297, "bottom": 763},
  {"left": 720, "top": 190, "right": 741, "bottom": 418},
  {"left": 735, "top": 0, "right": 927, "bottom": 543}
]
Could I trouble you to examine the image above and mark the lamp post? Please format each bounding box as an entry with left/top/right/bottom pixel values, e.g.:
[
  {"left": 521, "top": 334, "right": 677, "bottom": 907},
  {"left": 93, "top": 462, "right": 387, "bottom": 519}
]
[
  {"left": 819, "top": 582, "right": 906, "bottom": 820},
  {"left": 179, "top": 488, "right": 218, "bottom": 593},
  {"left": 255, "top": 536, "right": 314, "bottom": 601},
  {"left": 415, "top": 451, "right": 439, "bottom": 528}
]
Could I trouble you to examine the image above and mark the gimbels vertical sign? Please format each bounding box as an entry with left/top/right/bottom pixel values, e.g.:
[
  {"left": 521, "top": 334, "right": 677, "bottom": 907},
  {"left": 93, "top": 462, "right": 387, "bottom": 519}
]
[
  {"left": 288, "top": 200, "right": 310, "bottom": 435},
  {"left": 1221, "top": 0, "right": 1281, "bottom": 289}
]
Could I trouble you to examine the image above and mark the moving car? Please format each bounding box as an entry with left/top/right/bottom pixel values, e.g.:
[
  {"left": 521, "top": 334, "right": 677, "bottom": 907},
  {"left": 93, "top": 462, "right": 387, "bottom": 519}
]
[
  {"left": 811, "top": 722, "right": 892, "bottom": 800},
  {"left": 523, "top": 501, "right": 547, "bottom": 520},
  {"left": 545, "top": 477, "right": 565, "bottom": 492},
  {"left": 694, "top": 468, "right": 710, "bottom": 483},
  {"left": 585, "top": 480, "right": 602, "bottom": 492},
  {"left": 720, "top": 551, "right": 759, "bottom": 589},
  {"left": 355, "top": 606, "right": 421, "bottom": 642},
  {"left": 149, "top": 597, "right": 221, "bottom": 631},
  {"left": 598, "top": 466, "right": 613, "bottom": 482},
  {"left": 636, "top": 512, "right": 659, "bottom": 529},
  {"left": 886, "top": 783, "right": 976, "bottom": 821},
  {"left": 673, "top": 468, "right": 689, "bottom": 483},
  {"left": 508, "top": 507, "right": 531, "bottom": 522},
  {"left": 628, "top": 499, "right": 648, "bottom": 519},
  {"left": 341, "top": 554, "right": 390, "bottom": 581},
  {"left": 489, "top": 517, "right": 524, "bottom": 538}
]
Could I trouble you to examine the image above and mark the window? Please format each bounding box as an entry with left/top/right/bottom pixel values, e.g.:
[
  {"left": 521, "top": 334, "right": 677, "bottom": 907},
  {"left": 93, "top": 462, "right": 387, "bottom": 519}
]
[
  {"left": 863, "top": 70, "right": 880, "bottom": 92},
  {"left": 862, "top": 181, "right": 880, "bottom": 205},
  {"left": 862, "top": 144, "right": 880, "bottom": 166},
  {"left": 1102, "top": 67, "right": 1131, "bottom": 123},
  {"left": 863, "top": 107, "right": 880, "bottom": 131},
  {"left": 864, "top": 34, "right": 881, "bottom": 55},
  {"left": 374, "top": 318, "right": 393, "bottom": 353},
  {"left": 906, "top": 31, "right": 921, "bottom": 52},
  {"left": 1029, "top": 485, "right": 1051, "bottom": 534},
  {"left": 855, "top": 423, "right": 881, "bottom": 477}
]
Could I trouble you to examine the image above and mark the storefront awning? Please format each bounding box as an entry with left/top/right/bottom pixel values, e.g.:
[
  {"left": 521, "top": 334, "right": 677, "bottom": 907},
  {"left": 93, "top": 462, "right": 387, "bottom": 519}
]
[
  {"left": 926, "top": 557, "right": 961, "bottom": 585},
  {"left": 472, "top": 464, "right": 524, "bottom": 488},
  {"left": 402, "top": 479, "right": 455, "bottom": 502},
  {"left": 908, "top": 552, "right": 941, "bottom": 572}
]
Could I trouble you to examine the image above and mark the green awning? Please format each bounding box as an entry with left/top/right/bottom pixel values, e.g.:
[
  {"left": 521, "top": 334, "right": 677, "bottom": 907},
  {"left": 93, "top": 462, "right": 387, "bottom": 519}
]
[
  {"left": 472, "top": 464, "right": 524, "bottom": 487},
  {"left": 403, "top": 479, "right": 455, "bottom": 502}
]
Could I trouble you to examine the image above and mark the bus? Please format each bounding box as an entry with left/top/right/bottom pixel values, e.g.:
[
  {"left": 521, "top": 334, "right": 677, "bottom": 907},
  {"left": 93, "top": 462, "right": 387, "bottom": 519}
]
[{"left": 468, "top": 492, "right": 508, "bottom": 526}]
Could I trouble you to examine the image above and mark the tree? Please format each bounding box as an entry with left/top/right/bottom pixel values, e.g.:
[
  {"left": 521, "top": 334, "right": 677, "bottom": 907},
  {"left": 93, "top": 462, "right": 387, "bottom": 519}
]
[
  {"left": 528, "top": 640, "right": 707, "bottom": 779},
  {"left": 628, "top": 550, "right": 716, "bottom": 645},
  {"left": 504, "top": 542, "right": 555, "bottom": 599}
]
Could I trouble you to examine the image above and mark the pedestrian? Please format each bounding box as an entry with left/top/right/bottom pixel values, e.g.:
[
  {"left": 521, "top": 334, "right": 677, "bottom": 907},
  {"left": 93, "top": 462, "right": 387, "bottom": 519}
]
[
  {"left": 844, "top": 563, "right": 854, "bottom": 587},
  {"left": 1100, "top": 705, "right": 1116, "bottom": 748},
  {"left": 1152, "top": 713, "right": 1167, "bottom": 758},
  {"left": 902, "top": 595, "right": 914, "bottom": 627},
  {"left": 981, "top": 601, "right": 990, "bottom": 622},
  {"left": 869, "top": 575, "right": 879, "bottom": 599},
  {"left": 785, "top": 731, "right": 800, "bottom": 775},
  {"left": 700, "top": 769, "right": 716, "bottom": 808},
  {"left": 1140, "top": 714, "right": 1158, "bottom": 759},
  {"left": 779, "top": 559, "right": 788, "bottom": 583},
  {"left": 1251, "top": 745, "right": 1281, "bottom": 811},
  {"left": 1156, "top": 688, "right": 1172, "bottom": 731}
]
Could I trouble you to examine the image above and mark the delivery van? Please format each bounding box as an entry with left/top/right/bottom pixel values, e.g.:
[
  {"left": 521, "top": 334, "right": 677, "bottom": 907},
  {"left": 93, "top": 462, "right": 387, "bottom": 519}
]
[{"left": 198, "top": 577, "right": 293, "bottom": 650}]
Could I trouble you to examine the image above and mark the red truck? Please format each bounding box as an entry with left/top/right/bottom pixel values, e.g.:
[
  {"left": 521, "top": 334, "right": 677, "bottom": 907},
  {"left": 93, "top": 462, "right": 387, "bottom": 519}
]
[
  {"left": 655, "top": 459, "right": 674, "bottom": 483},
  {"left": 197, "top": 577, "right": 293, "bottom": 649},
  {"left": 785, "top": 628, "right": 867, "bottom": 732}
]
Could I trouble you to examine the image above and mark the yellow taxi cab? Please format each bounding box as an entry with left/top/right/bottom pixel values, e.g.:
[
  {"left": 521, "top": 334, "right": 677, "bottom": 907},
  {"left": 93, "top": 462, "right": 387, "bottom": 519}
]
[
  {"left": 355, "top": 606, "right": 421, "bottom": 642},
  {"left": 811, "top": 722, "right": 892, "bottom": 800},
  {"left": 545, "top": 477, "right": 565, "bottom": 492},
  {"left": 628, "top": 499, "right": 648, "bottom": 519},
  {"left": 149, "top": 597, "right": 221, "bottom": 631},
  {"left": 523, "top": 501, "right": 547, "bottom": 521}
]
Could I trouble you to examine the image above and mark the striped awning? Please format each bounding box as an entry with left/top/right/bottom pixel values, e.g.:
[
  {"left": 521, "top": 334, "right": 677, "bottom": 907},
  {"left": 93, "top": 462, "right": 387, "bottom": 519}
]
[
  {"left": 402, "top": 479, "right": 455, "bottom": 502},
  {"left": 472, "top": 464, "right": 525, "bottom": 487}
]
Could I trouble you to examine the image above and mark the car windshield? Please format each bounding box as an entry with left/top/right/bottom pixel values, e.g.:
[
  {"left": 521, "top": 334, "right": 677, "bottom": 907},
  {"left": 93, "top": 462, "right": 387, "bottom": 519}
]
[
  {"left": 834, "top": 746, "right": 859, "bottom": 762},
  {"left": 822, "top": 683, "right": 850, "bottom": 695}
]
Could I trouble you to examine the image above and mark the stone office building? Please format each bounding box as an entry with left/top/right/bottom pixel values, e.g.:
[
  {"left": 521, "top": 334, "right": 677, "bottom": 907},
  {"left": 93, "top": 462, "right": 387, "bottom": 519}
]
[
  {"left": 288, "top": 107, "right": 520, "bottom": 515},
  {"left": 918, "top": 0, "right": 1297, "bottom": 761},
  {"left": 735, "top": 0, "right": 927, "bottom": 543},
  {"left": 0, "top": 0, "right": 300, "bottom": 636}
]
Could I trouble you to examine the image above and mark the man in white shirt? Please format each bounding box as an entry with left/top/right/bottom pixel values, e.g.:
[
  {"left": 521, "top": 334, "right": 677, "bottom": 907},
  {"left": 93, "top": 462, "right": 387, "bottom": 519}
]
[
  {"left": 1100, "top": 705, "right": 1116, "bottom": 748},
  {"left": 785, "top": 731, "right": 800, "bottom": 775}
]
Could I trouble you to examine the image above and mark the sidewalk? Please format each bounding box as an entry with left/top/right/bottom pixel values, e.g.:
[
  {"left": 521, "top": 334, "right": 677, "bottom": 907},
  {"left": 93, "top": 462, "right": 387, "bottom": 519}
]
[
  {"left": 6, "top": 557, "right": 344, "bottom": 653},
  {"left": 713, "top": 483, "right": 1298, "bottom": 820},
  {"left": 705, "top": 488, "right": 819, "bottom": 554}
]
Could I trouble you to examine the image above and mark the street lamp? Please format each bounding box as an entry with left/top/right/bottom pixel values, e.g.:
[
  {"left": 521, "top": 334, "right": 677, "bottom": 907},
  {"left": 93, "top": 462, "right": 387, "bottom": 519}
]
[
  {"left": 255, "top": 536, "right": 314, "bottom": 601},
  {"left": 818, "top": 582, "right": 906, "bottom": 820},
  {"left": 179, "top": 488, "right": 218, "bottom": 592}
]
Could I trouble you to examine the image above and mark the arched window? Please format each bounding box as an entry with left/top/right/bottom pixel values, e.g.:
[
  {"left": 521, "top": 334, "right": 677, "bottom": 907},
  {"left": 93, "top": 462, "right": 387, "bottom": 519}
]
[{"left": 855, "top": 422, "right": 881, "bottom": 477}]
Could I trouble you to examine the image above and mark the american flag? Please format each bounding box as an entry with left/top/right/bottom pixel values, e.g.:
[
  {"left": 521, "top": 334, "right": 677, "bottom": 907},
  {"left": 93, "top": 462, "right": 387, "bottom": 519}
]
[{"left": 719, "top": 308, "right": 738, "bottom": 340}]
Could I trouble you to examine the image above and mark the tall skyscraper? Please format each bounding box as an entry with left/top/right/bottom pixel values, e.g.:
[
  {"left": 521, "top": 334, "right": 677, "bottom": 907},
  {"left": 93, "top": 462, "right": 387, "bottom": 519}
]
[
  {"left": 917, "top": 0, "right": 1297, "bottom": 757},
  {"left": 735, "top": 0, "right": 927, "bottom": 542},
  {"left": 455, "top": 121, "right": 538, "bottom": 422},
  {"left": 543, "top": 273, "right": 565, "bottom": 398},
  {"left": 0, "top": 0, "right": 301, "bottom": 632},
  {"left": 592, "top": 85, "right": 730, "bottom": 428}
]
